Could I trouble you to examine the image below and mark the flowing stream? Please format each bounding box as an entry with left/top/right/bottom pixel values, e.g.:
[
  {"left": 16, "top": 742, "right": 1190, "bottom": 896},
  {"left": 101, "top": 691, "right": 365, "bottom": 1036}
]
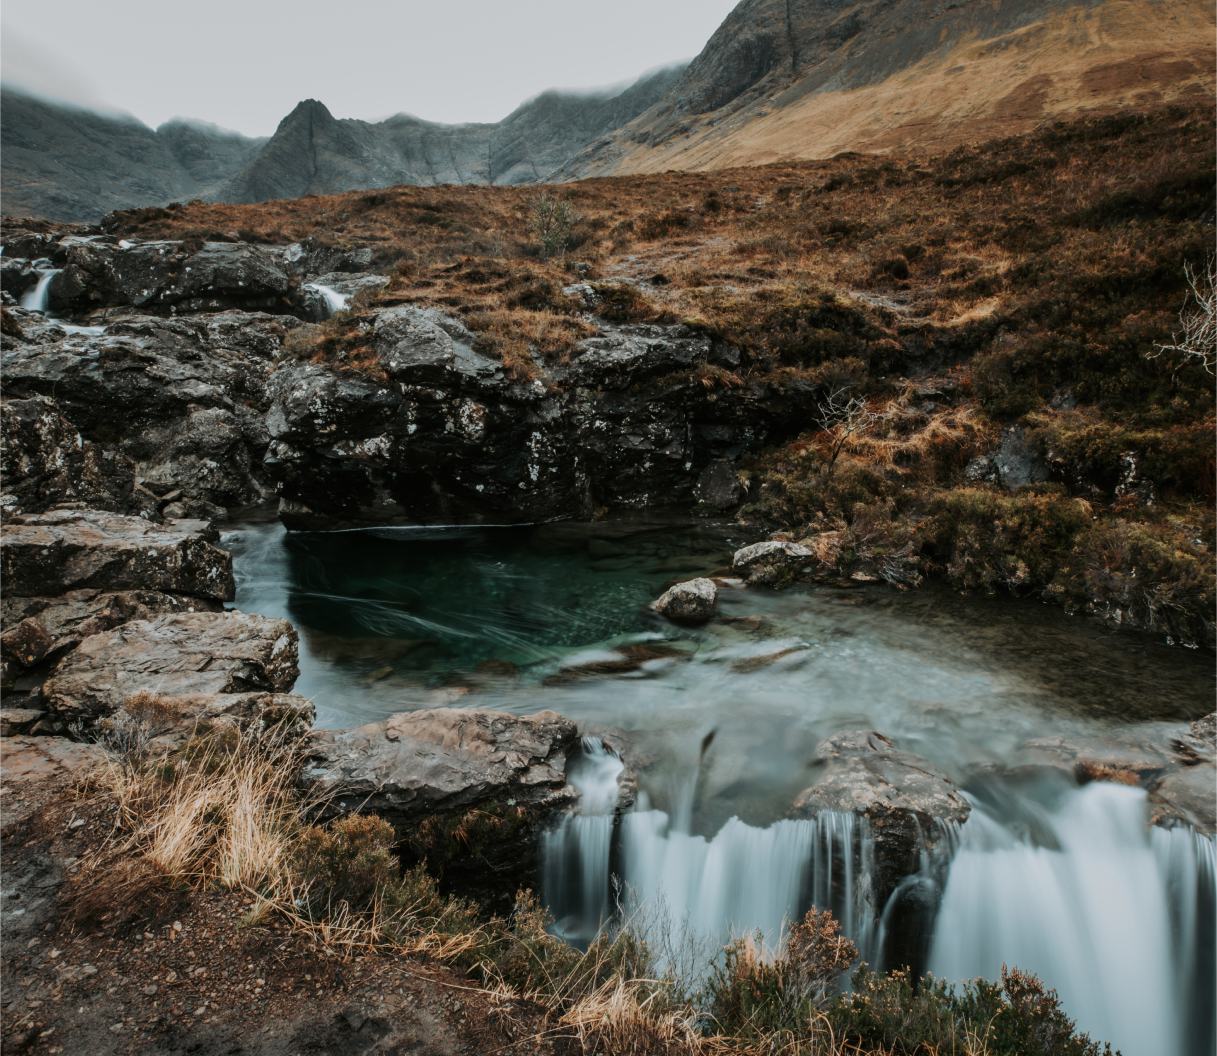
[
  {"left": 225, "top": 516, "right": 1216, "bottom": 1055},
  {"left": 18, "top": 265, "right": 106, "bottom": 335}
]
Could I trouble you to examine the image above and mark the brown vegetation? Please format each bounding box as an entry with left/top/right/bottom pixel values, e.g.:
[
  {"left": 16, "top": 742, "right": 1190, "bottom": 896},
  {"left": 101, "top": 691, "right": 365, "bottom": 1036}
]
[{"left": 104, "top": 102, "right": 1216, "bottom": 643}]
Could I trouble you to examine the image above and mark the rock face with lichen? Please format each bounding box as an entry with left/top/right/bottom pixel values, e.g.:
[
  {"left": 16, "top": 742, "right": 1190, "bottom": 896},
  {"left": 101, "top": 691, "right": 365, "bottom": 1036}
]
[{"left": 651, "top": 578, "right": 719, "bottom": 625}]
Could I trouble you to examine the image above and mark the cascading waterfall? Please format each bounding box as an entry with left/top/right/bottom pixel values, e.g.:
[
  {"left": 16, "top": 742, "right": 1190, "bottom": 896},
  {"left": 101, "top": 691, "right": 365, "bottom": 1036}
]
[
  {"left": 304, "top": 282, "right": 350, "bottom": 317},
  {"left": 543, "top": 739, "right": 877, "bottom": 969},
  {"left": 19, "top": 267, "right": 60, "bottom": 313},
  {"left": 927, "top": 782, "right": 1216, "bottom": 1056},
  {"left": 542, "top": 737, "right": 625, "bottom": 944},
  {"left": 17, "top": 265, "right": 106, "bottom": 335}
]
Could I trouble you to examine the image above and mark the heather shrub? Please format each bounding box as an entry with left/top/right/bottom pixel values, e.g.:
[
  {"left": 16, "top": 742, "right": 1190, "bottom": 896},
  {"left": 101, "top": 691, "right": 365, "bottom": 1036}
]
[{"left": 295, "top": 814, "right": 397, "bottom": 913}]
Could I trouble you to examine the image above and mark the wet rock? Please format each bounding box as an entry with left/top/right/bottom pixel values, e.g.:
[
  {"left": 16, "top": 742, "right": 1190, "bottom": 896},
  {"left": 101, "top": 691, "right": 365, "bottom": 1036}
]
[
  {"left": 651, "top": 577, "right": 718, "bottom": 625},
  {"left": 543, "top": 641, "right": 688, "bottom": 684},
  {"left": 1149, "top": 763, "right": 1216, "bottom": 834},
  {"left": 694, "top": 459, "right": 743, "bottom": 510},
  {"left": 49, "top": 240, "right": 296, "bottom": 315},
  {"left": 0, "top": 257, "right": 38, "bottom": 301},
  {"left": 732, "top": 540, "right": 814, "bottom": 586},
  {"left": 297, "top": 273, "right": 387, "bottom": 320},
  {"left": 1, "top": 396, "right": 138, "bottom": 514},
  {"left": 792, "top": 730, "right": 971, "bottom": 904},
  {"left": 42, "top": 611, "right": 298, "bottom": 722},
  {"left": 0, "top": 510, "right": 233, "bottom": 602},
  {"left": 2, "top": 311, "right": 293, "bottom": 513},
  {"left": 305, "top": 708, "right": 578, "bottom": 902}
]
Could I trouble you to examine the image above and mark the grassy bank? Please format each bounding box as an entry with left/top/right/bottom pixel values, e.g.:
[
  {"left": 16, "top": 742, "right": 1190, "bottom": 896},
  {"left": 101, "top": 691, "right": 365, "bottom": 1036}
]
[{"left": 52, "top": 724, "right": 1117, "bottom": 1055}]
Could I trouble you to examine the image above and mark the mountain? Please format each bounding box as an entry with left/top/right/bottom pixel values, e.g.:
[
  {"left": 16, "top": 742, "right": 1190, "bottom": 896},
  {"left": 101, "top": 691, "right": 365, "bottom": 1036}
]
[
  {"left": 217, "top": 65, "right": 683, "bottom": 203},
  {"left": 0, "top": 89, "right": 266, "bottom": 222},
  {"left": 562, "top": 0, "right": 1215, "bottom": 176},
  {"left": 0, "top": 66, "right": 683, "bottom": 221}
]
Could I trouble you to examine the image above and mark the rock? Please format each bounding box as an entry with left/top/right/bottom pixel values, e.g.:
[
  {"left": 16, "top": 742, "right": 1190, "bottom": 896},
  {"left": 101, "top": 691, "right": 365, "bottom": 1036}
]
[
  {"left": 0, "top": 736, "right": 109, "bottom": 826},
  {"left": 1, "top": 396, "right": 138, "bottom": 514},
  {"left": 965, "top": 426, "right": 1048, "bottom": 489},
  {"left": 2, "top": 588, "right": 216, "bottom": 651},
  {"left": 792, "top": 730, "right": 971, "bottom": 905},
  {"left": 1, "top": 510, "right": 233, "bottom": 602},
  {"left": 0, "top": 709, "right": 44, "bottom": 736},
  {"left": 0, "top": 618, "right": 54, "bottom": 669},
  {"left": 42, "top": 611, "right": 298, "bottom": 722},
  {"left": 1149, "top": 763, "right": 1216, "bottom": 834},
  {"left": 99, "top": 691, "right": 316, "bottom": 748},
  {"left": 694, "top": 460, "right": 742, "bottom": 510},
  {"left": 732, "top": 540, "right": 814, "bottom": 586},
  {"left": 651, "top": 577, "right": 718, "bottom": 625},
  {"left": 49, "top": 240, "right": 296, "bottom": 315},
  {"left": 304, "top": 708, "right": 579, "bottom": 901},
  {"left": 2, "top": 312, "right": 293, "bottom": 514},
  {"left": 305, "top": 708, "right": 578, "bottom": 822}
]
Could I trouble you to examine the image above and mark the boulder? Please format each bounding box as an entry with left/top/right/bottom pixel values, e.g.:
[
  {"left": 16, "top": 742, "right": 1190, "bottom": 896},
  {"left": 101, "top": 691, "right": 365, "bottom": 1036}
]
[
  {"left": 651, "top": 578, "right": 718, "bottom": 625},
  {"left": 2, "top": 588, "right": 216, "bottom": 652},
  {"left": 42, "top": 611, "right": 298, "bottom": 722},
  {"left": 694, "top": 460, "right": 743, "bottom": 510},
  {"left": 49, "top": 239, "right": 295, "bottom": 315},
  {"left": 1, "top": 510, "right": 233, "bottom": 602},
  {"left": 792, "top": 730, "right": 971, "bottom": 905},
  {"left": 1, "top": 396, "right": 138, "bottom": 514},
  {"left": 1, "top": 736, "right": 109, "bottom": 826},
  {"left": 304, "top": 708, "right": 580, "bottom": 905},
  {"left": 732, "top": 540, "right": 814, "bottom": 586}
]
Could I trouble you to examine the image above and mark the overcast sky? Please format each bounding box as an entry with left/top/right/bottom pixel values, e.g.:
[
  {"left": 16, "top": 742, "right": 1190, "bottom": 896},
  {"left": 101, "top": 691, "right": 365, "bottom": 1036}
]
[{"left": 2, "top": 0, "right": 737, "bottom": 136}]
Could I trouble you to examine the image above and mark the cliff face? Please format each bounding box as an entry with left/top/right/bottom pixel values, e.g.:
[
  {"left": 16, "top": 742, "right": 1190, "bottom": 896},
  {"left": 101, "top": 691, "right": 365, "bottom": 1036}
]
[{"left": 562, "top": 0, "right": 1215, "bottom": 175}]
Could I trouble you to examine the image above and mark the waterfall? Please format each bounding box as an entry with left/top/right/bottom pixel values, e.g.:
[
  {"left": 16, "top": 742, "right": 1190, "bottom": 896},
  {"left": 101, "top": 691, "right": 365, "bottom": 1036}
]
[
  {"left": 927, "top": 783, "right": 1216, "bottom": 1056},
  {"left": 19, "top": 268, "right": 60, "bottom": 313},
  {"left": 542, "top": 737, "right": 625, "bottom": 944},
  {"left": 304, "top": 283, "right": 350, "bottom": 317}
]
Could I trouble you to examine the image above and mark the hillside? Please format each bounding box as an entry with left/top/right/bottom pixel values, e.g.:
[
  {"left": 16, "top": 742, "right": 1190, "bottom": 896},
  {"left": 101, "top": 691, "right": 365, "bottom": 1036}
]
[
  {"left": 100, "top": 101, "right": 1216, "bottom": 645},
  {"left": 564, "top": 0, "right": 1215, "bottom": 175}
]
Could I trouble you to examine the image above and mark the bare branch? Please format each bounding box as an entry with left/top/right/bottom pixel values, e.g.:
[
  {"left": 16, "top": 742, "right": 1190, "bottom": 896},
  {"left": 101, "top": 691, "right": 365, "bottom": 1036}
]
[
  {"left": 1151, "top": 258, "right": 1216, "bottom": 374},
  {"left": 815, "top": 386, "right": 883, "bottom": 478}
]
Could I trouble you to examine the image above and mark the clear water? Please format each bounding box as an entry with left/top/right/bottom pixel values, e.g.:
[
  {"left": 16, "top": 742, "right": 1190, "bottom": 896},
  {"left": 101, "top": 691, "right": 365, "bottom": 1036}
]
[{"left": 224, "top": 516, "right": 1216, "bottom": 1056}]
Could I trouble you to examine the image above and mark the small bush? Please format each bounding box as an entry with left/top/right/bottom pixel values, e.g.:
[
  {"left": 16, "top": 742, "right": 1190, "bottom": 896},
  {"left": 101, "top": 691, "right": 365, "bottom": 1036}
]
[
  {"left": 530, "top": 193, "right": 579, "bottom": 260},
  {"left": 295, "top": 814, "right": 398, "bottom": 914}
]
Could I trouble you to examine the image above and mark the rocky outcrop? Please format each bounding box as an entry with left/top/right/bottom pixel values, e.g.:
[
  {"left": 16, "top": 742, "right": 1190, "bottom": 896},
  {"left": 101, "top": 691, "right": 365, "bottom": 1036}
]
[
  {"left": 266, "top": 310, "right": 778, "bottom": 527},
  {"left": 732, "top": 540, "right": 814, "bottom": 586},
  {"left": 792, "top": 730, "right": 971, "bottom": 905},
  {"left": 304, "top": 708, "right": 580, "bottom": 900},
  {"left": 42, "top": 611, "right": 298, "bottom": 723},
  {"left": 48, "top": 239, "right": 296, "bottom": 315},
  {"left": 0, "top": 510, "right": 233, "bottom": 602},
  {"left": 651, "top": 578, "right": 719, "bottom": 625},
  {"left": 100, "top": 690, "right": 316, "bottom": 749},
  {"left": 1, "top": 396, "right": 139, "bottom": 515},
  {"left": 2, "top": 310, "right": 294, "bottom": 515}
]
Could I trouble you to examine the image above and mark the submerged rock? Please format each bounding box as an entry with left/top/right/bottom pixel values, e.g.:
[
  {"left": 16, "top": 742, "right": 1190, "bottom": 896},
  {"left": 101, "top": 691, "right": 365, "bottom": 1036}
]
[
  {"left": 792, "top": 730, "right": 971, "bottom": 905},
  {"left": 0, "top": 510, "right": 233, "bottom": 602},
  {"left": 650, "top": 577, "right": 718, "bottom": 625},
  {"left": 732, "top": 540, "right": 813, "bottom": 586},
  {"left": 42, "top": 611, "right": 298, "bottom": 722}
]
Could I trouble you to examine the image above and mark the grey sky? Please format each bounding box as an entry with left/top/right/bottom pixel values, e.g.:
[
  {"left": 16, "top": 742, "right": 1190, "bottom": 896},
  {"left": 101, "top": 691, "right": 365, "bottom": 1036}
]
[{"left": 1, "top": 1, "right": 737, "bottom": 136}]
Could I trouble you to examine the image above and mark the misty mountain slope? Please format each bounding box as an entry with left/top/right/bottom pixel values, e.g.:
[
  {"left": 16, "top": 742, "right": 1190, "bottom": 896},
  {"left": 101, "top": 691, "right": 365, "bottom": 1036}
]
[
  {"left": 0, "top": 89, "right": 264, "bottom": 221},
  {"left": 564, "top": 0, "right": 1215, "bottom": 176},
  {"left": 217, "top": 65, "right": 684, "bottom": 204}
]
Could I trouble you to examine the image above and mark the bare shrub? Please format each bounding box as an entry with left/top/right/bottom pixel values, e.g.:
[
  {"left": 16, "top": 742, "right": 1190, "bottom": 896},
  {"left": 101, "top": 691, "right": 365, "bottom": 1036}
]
[
  {"left": 1153, "top": 257, "right": 1216, "bottom": 373},
  {"left": 815, "top": 386, "right": 884, "bottom": 480}
]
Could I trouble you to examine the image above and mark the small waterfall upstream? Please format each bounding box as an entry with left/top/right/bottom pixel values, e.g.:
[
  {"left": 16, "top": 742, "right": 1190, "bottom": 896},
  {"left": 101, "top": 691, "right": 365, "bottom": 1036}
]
[
  {"left": 19, "top": 267, "right": 60, "bottom": 312},
  {"left": 18, "top": 266, "right": 106, "bottom": 335},
  {"left": 303, "top": 282, "right": 350, "bottom": 317},
  {"left": 542, "top": 744, "right": 1215, "bottom": 1054}
]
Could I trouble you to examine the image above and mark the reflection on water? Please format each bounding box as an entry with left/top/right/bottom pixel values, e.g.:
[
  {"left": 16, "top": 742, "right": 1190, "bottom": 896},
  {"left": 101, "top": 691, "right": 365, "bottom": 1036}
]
[{"left": 224, "top": 515, "right": 1212, "bottom": 825}]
